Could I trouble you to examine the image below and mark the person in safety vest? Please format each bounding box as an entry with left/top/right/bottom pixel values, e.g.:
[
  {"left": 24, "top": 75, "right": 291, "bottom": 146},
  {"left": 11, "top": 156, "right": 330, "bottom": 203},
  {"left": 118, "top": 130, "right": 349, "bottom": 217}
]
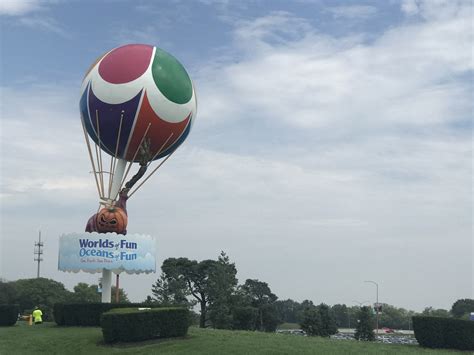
[{"left": 32, "top": 306, "right": 43, "bottom": 325}]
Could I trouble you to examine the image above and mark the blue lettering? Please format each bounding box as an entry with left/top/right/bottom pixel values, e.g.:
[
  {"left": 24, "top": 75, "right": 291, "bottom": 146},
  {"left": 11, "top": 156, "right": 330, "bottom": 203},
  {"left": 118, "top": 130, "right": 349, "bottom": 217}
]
[
  {"left": 79, "top": 239, "right": 88, "bottom": 248},
  {"left": 120, "top": 240, "right": 137, "bottom": 249},
  {"left": 120, "top": 252, "right": 137, "bottom": 260}
]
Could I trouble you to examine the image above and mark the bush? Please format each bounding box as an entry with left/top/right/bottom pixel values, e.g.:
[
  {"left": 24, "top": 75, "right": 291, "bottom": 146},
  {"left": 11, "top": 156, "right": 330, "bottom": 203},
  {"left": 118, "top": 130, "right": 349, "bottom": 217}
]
[
  {"left": 101, "top": 307, "right": 189, "bottom": 343},
  {"left": 53, "top": 303, "right": 161, "bottom": 326},
  {"left": 0, "top": 304, "right": 19, "bottom": 326},
  {"left": 413, "top": 316, "right": 474, "bottom": 351}
]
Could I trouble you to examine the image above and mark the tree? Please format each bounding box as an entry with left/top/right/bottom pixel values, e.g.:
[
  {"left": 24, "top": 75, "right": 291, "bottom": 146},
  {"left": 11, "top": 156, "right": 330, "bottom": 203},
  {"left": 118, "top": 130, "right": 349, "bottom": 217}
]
[
  {"left": 111, "top": 286, "right": 129, "bottom": 303},
  {"left": 71, "top": 283, "right": 100, "bottom": 303},
  {"left": 317, "top": 303, "right": 337, "bottom": 336},
  {"left": 13, "top": 278, "right": 72, "bottom": 321},
  {"left": 421, "top": 307, "right": 450, "bottom": 318},
  {"left": 232, "top": 306, "right": 258, "bottom": 330},
  {"left": 71, "top": 282, "right": 128, "bottom": 303},
  {"left": 151, "top": 273, "right": 190, "bottom": 307},
  {"left": 162, "top": 257, "right": 213, "bottom": 328},
  {"left": 450, "top": 299, "right": 474, "bottom": 318},
  {"left": 207, "top": 252, "right": 238, "bottom": 329},
  {"left": 275, "top": 299, "right": 302, "bottom": 324},
  {"left": 354, "top": 306, "right": 375, "bottom": 341},
  {"left": 0, "top": 280, "right": 17, "bottom": 304},
  {"left": 240, "top": 279, "right": 279, "bottom": 331},
  {"left": 299, "top": 303, "right": 337, "bottom": 337},
  {"left": 300, "top": 307, "right": 322, "bottom": 336},
  {"left": 161, "top": 253, "right": 237, "bottom": 328},
  {"left": 332, "top": 304, "right": 350, "bottom": 328}
]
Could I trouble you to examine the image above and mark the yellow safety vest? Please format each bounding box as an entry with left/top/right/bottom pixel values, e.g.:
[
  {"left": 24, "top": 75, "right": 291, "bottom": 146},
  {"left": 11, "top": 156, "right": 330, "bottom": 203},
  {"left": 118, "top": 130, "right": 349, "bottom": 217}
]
[{"left": 32, "top": 309, "right": 42, "bottom": 323}]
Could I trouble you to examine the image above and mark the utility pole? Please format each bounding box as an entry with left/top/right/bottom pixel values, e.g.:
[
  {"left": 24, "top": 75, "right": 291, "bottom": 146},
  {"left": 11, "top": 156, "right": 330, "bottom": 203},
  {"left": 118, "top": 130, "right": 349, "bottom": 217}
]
[{"left": 34, "top": 231, "right": 44, "bottom": 278}]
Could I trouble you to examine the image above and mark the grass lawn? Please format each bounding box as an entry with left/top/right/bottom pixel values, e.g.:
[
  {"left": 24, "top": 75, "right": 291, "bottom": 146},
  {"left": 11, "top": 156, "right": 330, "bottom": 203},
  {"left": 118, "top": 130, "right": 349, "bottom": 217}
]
[{"left": 0, "top": 322, "right": 466, "bottom": 354}]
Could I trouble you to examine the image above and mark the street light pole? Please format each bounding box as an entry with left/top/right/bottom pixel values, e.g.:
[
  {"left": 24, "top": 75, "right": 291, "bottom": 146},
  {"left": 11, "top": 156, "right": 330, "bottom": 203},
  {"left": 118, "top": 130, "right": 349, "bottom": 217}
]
[{"left": 364, "top": 280, "right": 379, "bottom": 336}]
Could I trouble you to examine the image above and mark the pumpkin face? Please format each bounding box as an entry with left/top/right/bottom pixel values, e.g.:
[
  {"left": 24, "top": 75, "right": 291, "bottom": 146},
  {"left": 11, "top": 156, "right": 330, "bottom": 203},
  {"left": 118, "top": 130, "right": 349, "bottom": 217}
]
[{"left": 96, "top": 206, "right": 128, "bottom": 234}]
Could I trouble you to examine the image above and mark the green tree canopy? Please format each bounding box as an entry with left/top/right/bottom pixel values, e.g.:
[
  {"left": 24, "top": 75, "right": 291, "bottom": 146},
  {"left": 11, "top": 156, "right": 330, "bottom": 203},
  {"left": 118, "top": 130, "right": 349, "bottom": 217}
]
[
  {"left": 161, "top": 252, "right": 238, "bottom": 328},
  {"left": 0, "top": 280, "right": 17, "bottom": 304},
  {"left": 71, "top": 283, "right": 100, "bottom": 303},
  {"left": 355, "top": 306, "right": 375, "bottom": 341},
  {"left": 300, "top": 307, "right": 322, "bottom": 336},
  {"left": 421, "top": 307, "right": 450, "bottom": 318},
  {"left": 13, "top": 278, "right": 72, "bottom": 321},
  {"left": 450, "top": 299, "right": 474, "bottom": 318},
  {"left": 317, "top": 303, "right": 337, "bottom": 336},
  {"left": 151, "top": 273, "right": 191, "bottom": 307},
  {"left": 240, "top": 279, "right": 279, "bottom": 331}
]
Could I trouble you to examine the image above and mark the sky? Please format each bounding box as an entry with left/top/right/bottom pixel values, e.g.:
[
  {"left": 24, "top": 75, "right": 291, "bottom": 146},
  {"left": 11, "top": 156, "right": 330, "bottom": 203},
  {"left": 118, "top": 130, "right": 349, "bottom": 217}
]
[{"left": 0, "top": 0, "right": 472, "bottom": 312}]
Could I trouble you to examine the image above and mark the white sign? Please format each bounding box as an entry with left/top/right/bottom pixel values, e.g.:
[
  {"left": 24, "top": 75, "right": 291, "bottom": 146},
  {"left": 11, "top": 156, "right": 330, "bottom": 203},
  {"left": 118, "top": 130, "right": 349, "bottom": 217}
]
[{"left": 58, "top": 232, "right": 156, "bottom": 274}]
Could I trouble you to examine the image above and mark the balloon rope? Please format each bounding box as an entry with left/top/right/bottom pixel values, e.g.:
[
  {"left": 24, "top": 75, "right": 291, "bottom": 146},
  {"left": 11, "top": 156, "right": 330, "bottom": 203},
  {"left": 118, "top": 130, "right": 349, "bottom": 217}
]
[
  {"left": 127, "top": 148, "right": 176, "bottom": 199},
  {"left": 113, "top": 123, "right": 152, "bottom": 202},
  {"left": 148, "top": 132, "right": 174, "bottom": 163},
  {"left": 108, "top": 112, "right": 124, "bottom": 199},
  {"left": 126, "top": 132, "right": 174, "bottom": 199},
  {"left": 80, "top": 115, "right": 102, "bottom": 198},
  {"left": 128, "top": 115, "right": 192, "bottom": 198},
  {"left": 95, "top": 110, "right": 105, "bottom": 196}
]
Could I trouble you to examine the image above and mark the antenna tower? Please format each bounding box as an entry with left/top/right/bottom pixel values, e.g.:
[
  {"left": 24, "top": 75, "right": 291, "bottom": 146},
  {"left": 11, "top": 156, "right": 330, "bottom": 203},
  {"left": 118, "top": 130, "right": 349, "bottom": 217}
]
[{"left": 34, "top": 231, "right": 44, "bottom": 278}]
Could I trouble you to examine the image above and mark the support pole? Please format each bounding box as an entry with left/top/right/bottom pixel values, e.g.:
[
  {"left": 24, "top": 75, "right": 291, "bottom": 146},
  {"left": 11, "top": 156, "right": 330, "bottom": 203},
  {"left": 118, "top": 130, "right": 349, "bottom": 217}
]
[
  {"left": 115, "top": 273, "right": 120, "bottom": 303},
  {"left": 101, "top": 269, "right": 112, "bottom": 303},
  {"left": 110, "top": 159, "right": 127, "bottom": 202},
  {"left": 101, "top": 158, "right": 127, "bottom": 303}
]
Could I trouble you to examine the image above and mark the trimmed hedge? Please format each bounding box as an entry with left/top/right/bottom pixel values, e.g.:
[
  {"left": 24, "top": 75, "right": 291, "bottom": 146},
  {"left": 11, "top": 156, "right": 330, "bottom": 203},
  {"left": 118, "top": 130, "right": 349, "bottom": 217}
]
[
  {"left": 0, "top": 304, "right": 19, "bottom": 326},
  {"left": 101, "top": 307, "right": 189, "bottom": 343},
  {"left": 413, "top": 316, "right": 474, "bottom": 351},
  {"left": 53, "top": 303, "right": 162, "bottom": 326}
]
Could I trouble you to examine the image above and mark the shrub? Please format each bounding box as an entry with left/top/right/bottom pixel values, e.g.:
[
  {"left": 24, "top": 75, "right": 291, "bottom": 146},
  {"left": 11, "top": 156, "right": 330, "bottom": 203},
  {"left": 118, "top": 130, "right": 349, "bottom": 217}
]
[
  {"left": 53, "top": 303, "right": 161, "bottom": 326},
  {"left": 101, "top": 307, "right": 189, "bottom": 343},
  {"left": 0, "top": 304, "right": 19, "bottom": 326},
  {"left": 413, "top": 316, "right": 474, "bottom": 351}
]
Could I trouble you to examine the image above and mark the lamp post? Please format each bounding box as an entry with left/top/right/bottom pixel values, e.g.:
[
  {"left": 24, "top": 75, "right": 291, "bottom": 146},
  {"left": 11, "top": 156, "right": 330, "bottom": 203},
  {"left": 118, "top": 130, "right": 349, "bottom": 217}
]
[{"left": 364, "top": 280, "right": 379, "bottom": 335}]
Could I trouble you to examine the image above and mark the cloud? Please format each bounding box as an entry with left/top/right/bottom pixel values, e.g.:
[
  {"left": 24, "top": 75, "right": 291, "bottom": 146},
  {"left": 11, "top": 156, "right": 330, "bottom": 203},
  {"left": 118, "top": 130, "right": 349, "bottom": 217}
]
[
  {"left": 326, "top": 5, "right": 378, "bottom": 19},
  {"left": 0, "top": 0, "right": 68, "bottom": 37},
  {"left": 18, "top": 16, "right": 70, "bottom": 38},
  {"left": 0, "top": 0, "right": 42, "bottom": 16},
  {"left": 195, "top": 5, "right": 471, "bottom": 131},
  {"left": 0, "top": 0, "right": 471, "bottom": 310},
  {"left": 401, "top": 0, "right": 467, "bottom": 20}
]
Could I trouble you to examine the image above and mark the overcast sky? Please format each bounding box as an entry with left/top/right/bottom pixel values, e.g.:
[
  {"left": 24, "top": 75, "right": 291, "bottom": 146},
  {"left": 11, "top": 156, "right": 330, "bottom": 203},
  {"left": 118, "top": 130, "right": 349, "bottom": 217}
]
[{"left": 0, "top": 0, "right": 472, "bottom": 312}]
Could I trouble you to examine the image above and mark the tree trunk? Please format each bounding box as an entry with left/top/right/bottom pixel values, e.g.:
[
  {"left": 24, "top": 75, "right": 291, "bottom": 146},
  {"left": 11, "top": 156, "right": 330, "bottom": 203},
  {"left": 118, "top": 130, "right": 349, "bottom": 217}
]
[{"left": 199, "top": 300, "right": 207, "bottom": 328}]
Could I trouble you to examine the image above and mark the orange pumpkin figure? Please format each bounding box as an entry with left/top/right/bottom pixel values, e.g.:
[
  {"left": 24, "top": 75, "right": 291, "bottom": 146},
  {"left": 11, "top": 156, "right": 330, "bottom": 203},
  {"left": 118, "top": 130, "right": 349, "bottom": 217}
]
[
  {"left": 96, "top": 206, "right": 128, "bottom": 234},
  {"left": 85, "top": 191, "right": 129, "bottom": 235}
]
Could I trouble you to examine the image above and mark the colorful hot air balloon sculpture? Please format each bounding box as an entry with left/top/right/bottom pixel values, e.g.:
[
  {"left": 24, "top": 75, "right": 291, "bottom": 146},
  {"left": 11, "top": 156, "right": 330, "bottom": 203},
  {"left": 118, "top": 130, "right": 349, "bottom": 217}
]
[{"left": 80, "top": 44, "right": 197, "bottom": 234}]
